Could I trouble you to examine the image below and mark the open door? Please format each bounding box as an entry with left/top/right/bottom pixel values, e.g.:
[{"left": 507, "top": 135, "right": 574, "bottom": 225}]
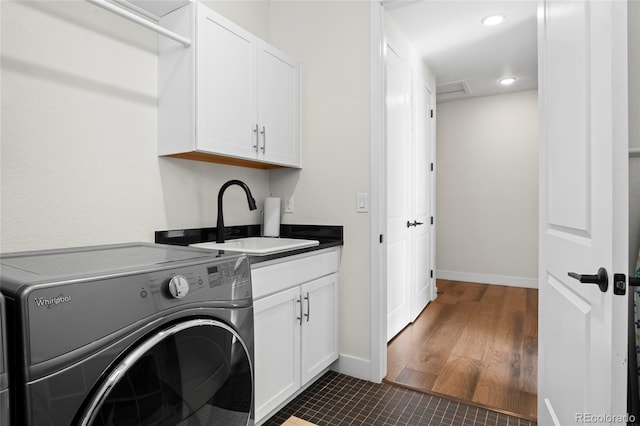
[
  {"left": 538, "top": 1, "right": 629, "bottom": 425},
  {"left": 409, "top": 81, "right": 433, "bottom": 321},
  {"left": 386, "top": 44, "right": 411, "bottom": 341}
]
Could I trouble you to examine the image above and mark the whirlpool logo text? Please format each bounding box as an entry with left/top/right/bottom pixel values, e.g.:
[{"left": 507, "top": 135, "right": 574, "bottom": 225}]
[{"left": 34, "top": 294, "right": 72, "bottom": 309}]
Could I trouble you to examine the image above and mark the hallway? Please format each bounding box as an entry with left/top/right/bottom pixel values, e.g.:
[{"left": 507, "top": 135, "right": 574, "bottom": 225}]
[{"left": 385, "top": 280, "right": 538, "bottom": 421}]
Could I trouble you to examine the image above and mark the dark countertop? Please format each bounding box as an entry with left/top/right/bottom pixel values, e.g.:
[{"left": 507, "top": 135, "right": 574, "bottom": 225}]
[{"left": 155, "top": 224, "right": 343, "bottom": 263}]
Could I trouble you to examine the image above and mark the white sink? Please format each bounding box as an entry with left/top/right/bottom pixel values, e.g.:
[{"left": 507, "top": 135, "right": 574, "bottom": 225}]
[{"left": 190, "top": 237, "right": 319, "bottom": 255}]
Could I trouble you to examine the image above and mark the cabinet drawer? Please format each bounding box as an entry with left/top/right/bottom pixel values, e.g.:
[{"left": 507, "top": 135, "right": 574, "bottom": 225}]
[{"left": 251, "top": 249, "right": 340, "bottom": 299}]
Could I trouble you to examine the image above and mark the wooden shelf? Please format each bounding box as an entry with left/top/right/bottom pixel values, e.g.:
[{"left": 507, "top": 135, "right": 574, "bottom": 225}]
[{"left": 165, "top": 152, "right": 287, "bottom": 170}]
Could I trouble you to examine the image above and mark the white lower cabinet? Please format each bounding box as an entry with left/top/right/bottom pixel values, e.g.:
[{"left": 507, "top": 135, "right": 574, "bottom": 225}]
[
  {"left": 252, "top": 249, "right": 340, "bottom": 424},
  {"left": 253, "top": 287, "right": 301, "bottom": 421},
  {"left": 299, "top": 275, "right": 339, "bottom": 384}
]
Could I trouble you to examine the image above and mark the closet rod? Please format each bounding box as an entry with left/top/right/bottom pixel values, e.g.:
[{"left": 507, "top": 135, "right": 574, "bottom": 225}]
[
  {"left": 86, "top": 0, "right": 191, "bottom": 47},
  {"left": 631, "top": 148, "right": 640, "bottom": 158}
]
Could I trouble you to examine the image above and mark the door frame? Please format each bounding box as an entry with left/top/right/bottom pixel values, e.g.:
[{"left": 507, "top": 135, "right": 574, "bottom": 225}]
[
  {"left": 369, "top": 1, "right": 387, "bottom": 382},
  {"left": 369, "top": 1, "right": 437, "bottom": 380}
]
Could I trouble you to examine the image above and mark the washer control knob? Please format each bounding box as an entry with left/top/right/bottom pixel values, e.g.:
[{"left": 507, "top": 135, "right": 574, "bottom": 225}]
[{"left": 168, "top": 275, "right": 189, "bottom": 299}]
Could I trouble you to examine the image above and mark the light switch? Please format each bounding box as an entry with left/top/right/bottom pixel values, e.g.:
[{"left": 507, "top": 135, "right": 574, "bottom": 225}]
[
  {"left": 284, "top": 196, "right": 294, "bottom": 213},
  {"left": 356, "top": 193, "right": 368, "bottom": 213}
]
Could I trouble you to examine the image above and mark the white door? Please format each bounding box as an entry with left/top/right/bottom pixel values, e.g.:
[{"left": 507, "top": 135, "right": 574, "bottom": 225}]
[
  {"left": 410, "top": 82, "right": 433, "bottom": 321},
  {"left": 386, "top": 45, "right": 411, "bottom": 341},
  {"left": 538, "top": 1, "right": 629, "bottom": 425},
  {"left": 257, "top": 41, "right": 300, "bottom": 167}
]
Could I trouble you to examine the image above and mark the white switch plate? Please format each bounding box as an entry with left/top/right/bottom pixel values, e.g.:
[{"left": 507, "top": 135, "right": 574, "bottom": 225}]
[
  {"left": 284, "top": 196, "right": 294, "bottom": 213},
  {"left": 356, "top": 193, "right": 368, "bottom": 213}
]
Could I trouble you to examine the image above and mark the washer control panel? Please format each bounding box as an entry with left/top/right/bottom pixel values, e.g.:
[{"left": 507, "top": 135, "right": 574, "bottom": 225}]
[
  {"left": 147, "top": 256, "right": 252, "bottom": 303},
  {"left": 26, "top": 254, "right": 252, "bottom": 365}
]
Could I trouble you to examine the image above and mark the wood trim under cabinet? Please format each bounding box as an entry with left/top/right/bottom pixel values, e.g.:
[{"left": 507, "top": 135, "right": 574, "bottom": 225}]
[{"left": 165, "top": 151, "right": 286, "bottom": 169}]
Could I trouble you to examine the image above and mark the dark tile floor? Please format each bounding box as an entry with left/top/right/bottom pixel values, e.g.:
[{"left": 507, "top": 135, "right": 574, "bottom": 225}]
[{"left": 263, "top": 371, "right": 537, "bottom": 426}]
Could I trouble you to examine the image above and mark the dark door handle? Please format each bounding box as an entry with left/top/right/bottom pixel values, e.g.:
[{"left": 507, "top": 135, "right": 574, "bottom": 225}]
[
  {"left": 568, "top": 267, "right": 608, "bottom": 293},
  {"left": 406, "top": 220, "right": 424, "bottom": 228}
]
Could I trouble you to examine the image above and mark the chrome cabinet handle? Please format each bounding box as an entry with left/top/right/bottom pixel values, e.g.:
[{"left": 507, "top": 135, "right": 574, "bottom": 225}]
[
  {"left": 296, "top": 296, "right": 303, "bottom": 325},
  {"left": 253, "top": 124, "right": 259, "bottom": 152},
  {"left": 260, "top": 126, "right": 266, "bottom": 153},
  {"left": 304, "top": 292, "right": 310, "bottom": 322}
]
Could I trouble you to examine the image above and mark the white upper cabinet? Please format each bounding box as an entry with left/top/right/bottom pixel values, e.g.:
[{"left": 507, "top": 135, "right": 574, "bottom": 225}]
[
  {"left": 196, "top": 8, "right": 257, "bottom": 160},
  {"left": 257, "top": 42, "right": 300, "bottom": 167},
  {"left": 158, "top": 3, "right": 301, "bottom": 169}
]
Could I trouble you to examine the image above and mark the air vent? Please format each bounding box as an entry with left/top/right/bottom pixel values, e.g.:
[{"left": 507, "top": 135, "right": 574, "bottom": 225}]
[{"left": 436, "top": 80, "right": 471, "bottom": 101}]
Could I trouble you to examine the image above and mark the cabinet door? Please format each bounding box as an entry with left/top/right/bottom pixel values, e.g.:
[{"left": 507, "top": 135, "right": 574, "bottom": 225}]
[
  {"left": 196, "top": 7, "right": 258, "bottom": 159},
  {"left": 300, "top": 273, "right": 339, "bottom": 384},
  {"left": 253, "top": 287, "right": 301, "bottom": 422},
  {"left": 257, "top": 41, "right": 300, "bottom": 167}
]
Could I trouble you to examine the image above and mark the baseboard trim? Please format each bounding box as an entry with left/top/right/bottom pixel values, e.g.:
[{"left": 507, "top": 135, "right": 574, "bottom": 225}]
[
  {"left": 333, "top": 353, "right": 372, "bottom": 381},
  {"left": 436, "top": 270, "right": 538, "bottom": 289}
]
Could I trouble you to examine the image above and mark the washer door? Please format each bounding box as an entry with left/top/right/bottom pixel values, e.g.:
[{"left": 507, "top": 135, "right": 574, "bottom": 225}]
[{"left": 79, "top": 319, "right": 253, "bottom": 426}]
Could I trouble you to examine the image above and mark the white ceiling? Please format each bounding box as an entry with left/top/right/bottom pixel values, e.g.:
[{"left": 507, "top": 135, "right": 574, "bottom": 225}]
[{"left": 385, "top": 0, "right": 538, "bottom": 103}]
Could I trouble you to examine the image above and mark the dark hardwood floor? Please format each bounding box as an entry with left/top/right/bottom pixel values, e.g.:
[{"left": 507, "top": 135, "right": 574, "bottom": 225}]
[{"left": 385, "top": 279, "right": 538, "bottom": 421}]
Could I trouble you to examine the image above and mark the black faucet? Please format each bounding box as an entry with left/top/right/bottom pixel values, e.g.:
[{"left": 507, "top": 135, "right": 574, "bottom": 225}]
[{"left": 216, "top": 180, "right": 257, "bottom": 243}]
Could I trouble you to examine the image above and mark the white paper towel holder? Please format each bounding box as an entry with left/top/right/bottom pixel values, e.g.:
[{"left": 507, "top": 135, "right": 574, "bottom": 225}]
[{"left": 262, "top": 196, "right": 281, "bottom": 237}]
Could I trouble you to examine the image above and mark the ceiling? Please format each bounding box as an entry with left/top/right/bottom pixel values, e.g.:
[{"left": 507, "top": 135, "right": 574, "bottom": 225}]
[{"left": 384, "top": 0, "right": 538, "bottom": 103}]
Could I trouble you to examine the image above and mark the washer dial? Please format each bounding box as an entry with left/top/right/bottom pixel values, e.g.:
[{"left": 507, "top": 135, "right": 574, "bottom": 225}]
[{"left": 167, "top": 275, "right": 189, "bottom": 299}]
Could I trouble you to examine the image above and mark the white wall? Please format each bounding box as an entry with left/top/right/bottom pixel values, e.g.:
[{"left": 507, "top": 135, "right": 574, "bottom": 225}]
[
  {"left": 436, "top": 90, "right": 539, "bottom": 288},
  {"left": 0, "top": 1, "right": 270, "bottom": 252},
  {"left": 267, "top": 1, "right": 372, "bottom": 367},
  {"left": 203, "top": 0, "right": 270, "bottom": 41},
  {"left": 384, "top": 13, "right": 436, "bottom": 90}
]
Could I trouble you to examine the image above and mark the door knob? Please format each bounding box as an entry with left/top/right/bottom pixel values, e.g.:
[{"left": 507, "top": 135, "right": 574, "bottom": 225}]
[
  {"left": 567, "top": 267, "right": 609, "bottom": 293},
  {"left": 413, "top": 221, "right": 424, "bottom": 226}
]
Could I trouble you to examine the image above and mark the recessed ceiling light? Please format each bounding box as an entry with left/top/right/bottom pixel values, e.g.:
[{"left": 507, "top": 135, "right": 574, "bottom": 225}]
[
  {"left": 499, "top": 77, "right": 517, "bottom": 86},
  {"left": 481, "top": 15, "right": 504, "bottom": 26}
]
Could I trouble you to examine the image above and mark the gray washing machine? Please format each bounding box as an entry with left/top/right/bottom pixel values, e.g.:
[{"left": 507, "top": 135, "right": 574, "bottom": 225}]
[
  {"left": 0, "top": 294, "right": 9, "bottom": 426},
  {"left": 0, "top": 242, "right": 254, "bottom": 426}
]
